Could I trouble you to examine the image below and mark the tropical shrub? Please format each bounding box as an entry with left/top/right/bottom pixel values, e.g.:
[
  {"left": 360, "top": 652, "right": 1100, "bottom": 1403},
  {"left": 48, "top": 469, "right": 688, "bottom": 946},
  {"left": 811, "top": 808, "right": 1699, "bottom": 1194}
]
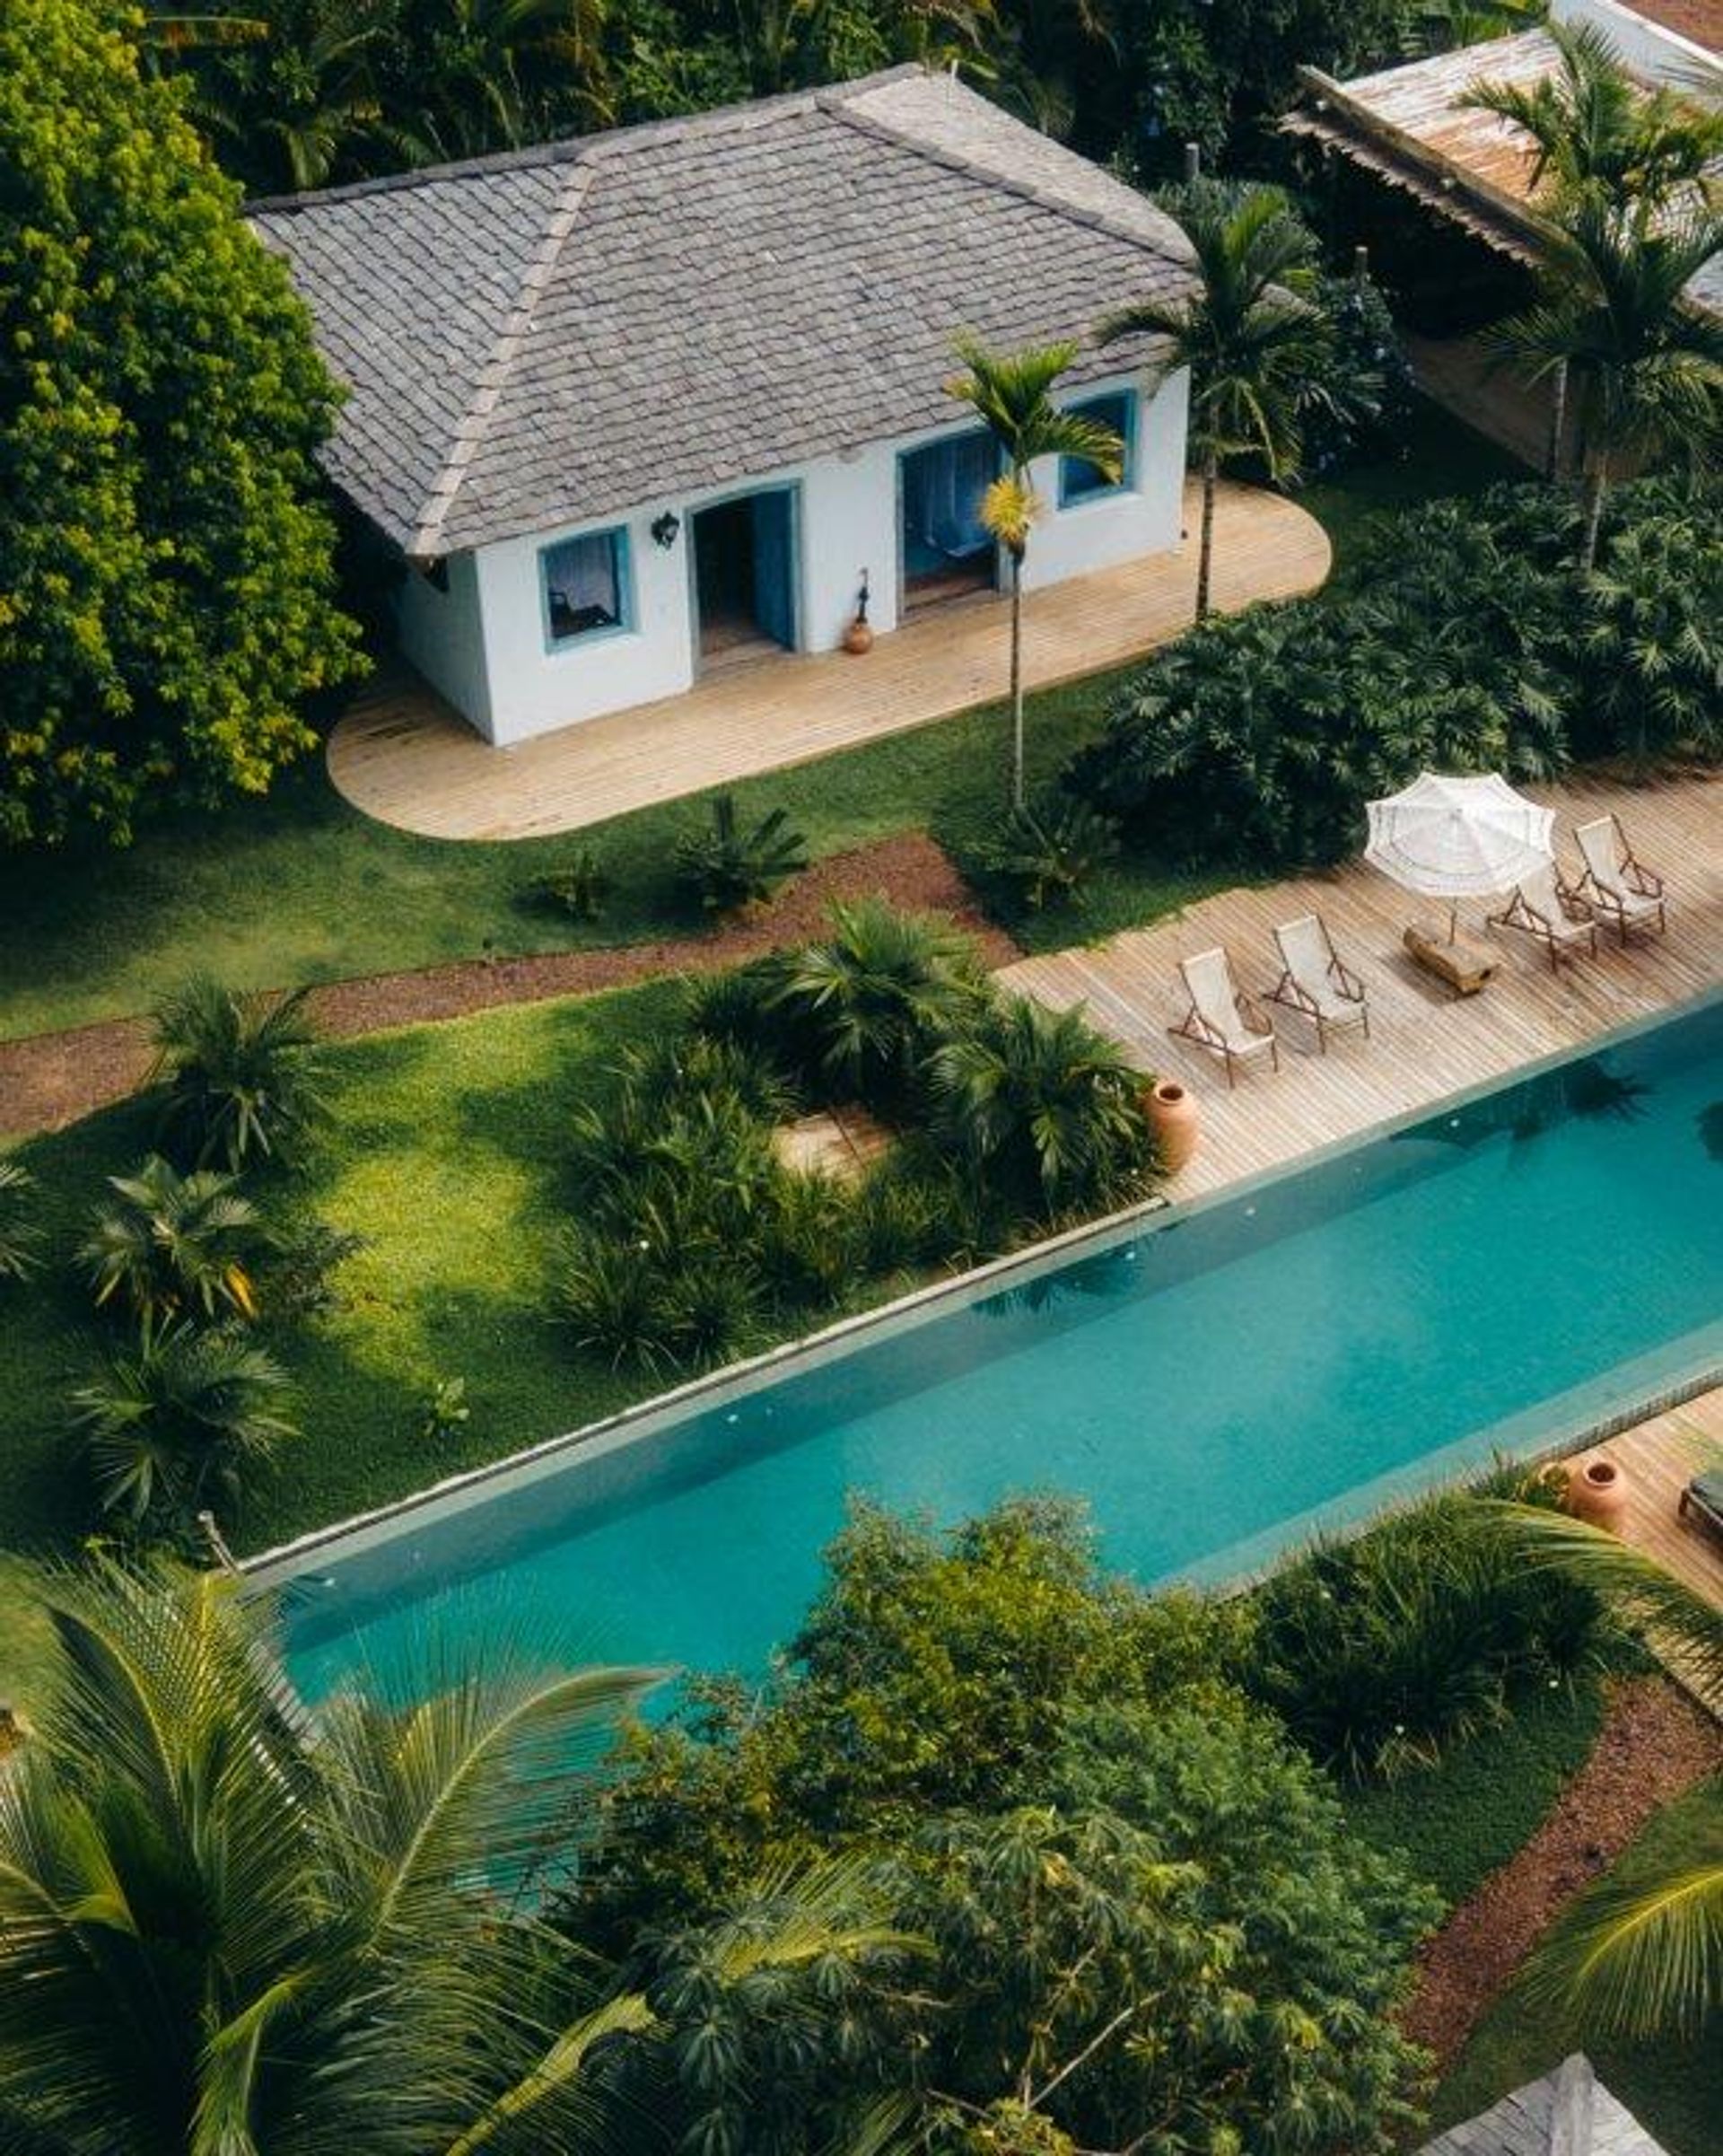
[
  {"left": 528, "top": 845, "right": 610, "bottom": 919},
  {"left": 418, "top": 1373, "right": 470, "bottom": 1442},
  {"left": 933, "top": 995, "right": 1155, "bottom": 1213},
  {"left": 1574, "top": 498, "right": 1723, "bottom": 761},
  {"left": 675, "top": 793, "right": 809, "bottom": 914},
  {"left": 0, "top": 1161, "right": 41, "bottom": 1282},
  {"left": 1294, "top": 269, "right": 1418, "bottom": 478},
  {"left": 984, "top": 795, "right": 1120, "bottom": 910},
  {"left": 69, "top": 1319, "right": 298, "bottom": 1538},
  {"left": 78, "top": 1154, "right": 267, "bottom": 1323},
  {"left": 1238, "top": 1471, "right": 1614, "bottom": 1780},
  {"left": 265, "top": 1214, "right": 366, "bottom": 1319},
  {"left": 150, "top": 975, "right": 328, "bottom": 1172},
  {"left": 770, "top": 898, "right": 985, "bottom": 1109},
  {"left": 0, "top": 0, "right": 363, "bottom": 846}
]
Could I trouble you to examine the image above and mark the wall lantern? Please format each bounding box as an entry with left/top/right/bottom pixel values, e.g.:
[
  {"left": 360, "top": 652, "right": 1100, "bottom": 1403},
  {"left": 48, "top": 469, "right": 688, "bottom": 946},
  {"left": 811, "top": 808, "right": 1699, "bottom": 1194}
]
[{"left": 651, "top": 511, "right": 682, "bottom": 550}]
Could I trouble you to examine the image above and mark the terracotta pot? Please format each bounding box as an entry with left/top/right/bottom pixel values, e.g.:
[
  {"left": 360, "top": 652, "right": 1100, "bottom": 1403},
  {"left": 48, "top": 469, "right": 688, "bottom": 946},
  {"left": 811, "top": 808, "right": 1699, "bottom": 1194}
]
[
  {"left": 1566, "top": 1455, "right": 1630, "bottom": 1533},
  {"left": 842, "top": 617, "right": 874, "bottom": 655},
  {"left": 1145, "top": 1078, "right": 1200, "bottom": 1173}
]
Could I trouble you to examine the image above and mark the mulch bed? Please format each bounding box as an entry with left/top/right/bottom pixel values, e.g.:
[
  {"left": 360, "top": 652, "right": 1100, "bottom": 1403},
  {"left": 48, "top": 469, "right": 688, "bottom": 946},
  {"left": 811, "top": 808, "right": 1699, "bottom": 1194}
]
[
  {"left": 1403, "top": 1675, "right": 1723, "bottom": 2068},
  {"left": 0, "top": 833, "right": 1018, "bottom": 1141}
]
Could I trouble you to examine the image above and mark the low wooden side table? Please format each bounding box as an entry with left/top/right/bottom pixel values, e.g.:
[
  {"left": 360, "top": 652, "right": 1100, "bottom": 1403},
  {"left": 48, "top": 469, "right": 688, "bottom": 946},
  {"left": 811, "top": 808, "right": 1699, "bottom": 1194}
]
[{"left": 1404, "top": 920, "right": 1499, "bottom": 995}]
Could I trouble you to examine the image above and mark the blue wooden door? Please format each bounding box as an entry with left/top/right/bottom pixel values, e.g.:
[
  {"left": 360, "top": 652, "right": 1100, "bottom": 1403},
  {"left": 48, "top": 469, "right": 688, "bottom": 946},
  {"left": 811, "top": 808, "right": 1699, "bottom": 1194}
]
[{"left": 751, "top": 489, "right": 797, "bottom": 650}]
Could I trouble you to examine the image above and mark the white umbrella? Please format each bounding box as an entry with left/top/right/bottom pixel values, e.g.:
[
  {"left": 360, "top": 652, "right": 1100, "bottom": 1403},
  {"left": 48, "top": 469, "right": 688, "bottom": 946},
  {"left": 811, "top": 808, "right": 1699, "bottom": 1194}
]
[{"left": 1365, "top": 771, "right": 1554, "bottom": 942}]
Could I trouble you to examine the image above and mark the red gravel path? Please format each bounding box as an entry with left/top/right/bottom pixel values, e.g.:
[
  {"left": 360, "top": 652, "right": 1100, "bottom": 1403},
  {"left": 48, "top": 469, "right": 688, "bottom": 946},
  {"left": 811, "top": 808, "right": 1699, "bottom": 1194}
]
[
  {"left": 0, "top": 833, "right": 1017, "bottom": 1140},
  {"left": 1404, "top": 1677, "right": 1723, "bottom": 2067}
]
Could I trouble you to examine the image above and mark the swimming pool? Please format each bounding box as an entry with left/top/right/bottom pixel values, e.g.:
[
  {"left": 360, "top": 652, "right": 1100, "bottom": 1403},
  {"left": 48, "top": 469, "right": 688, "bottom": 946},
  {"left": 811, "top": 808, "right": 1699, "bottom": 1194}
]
[{"left": 276, "top": 996, "right": 1722, "bottom": 1696}]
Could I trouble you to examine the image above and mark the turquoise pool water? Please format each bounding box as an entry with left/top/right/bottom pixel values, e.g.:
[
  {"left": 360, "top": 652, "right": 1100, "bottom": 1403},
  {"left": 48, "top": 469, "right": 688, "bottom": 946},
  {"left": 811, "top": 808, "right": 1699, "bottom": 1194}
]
[{"left": 281, "top": 999, "right": 1723, "bottom": 1695}]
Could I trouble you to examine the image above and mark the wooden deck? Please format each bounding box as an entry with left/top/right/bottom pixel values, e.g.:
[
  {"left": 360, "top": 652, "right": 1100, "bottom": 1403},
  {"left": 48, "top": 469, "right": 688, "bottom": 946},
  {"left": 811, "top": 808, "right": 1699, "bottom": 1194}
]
[
  {"left": 328, "top": 481, "right": 1329, "bottom": 841},
  {"left": 1570, "top": 1391, "right": 1723, "bottom": 1614},
  {"left": 998, "top": 768, "right": 1722, "bottom": 1203}
]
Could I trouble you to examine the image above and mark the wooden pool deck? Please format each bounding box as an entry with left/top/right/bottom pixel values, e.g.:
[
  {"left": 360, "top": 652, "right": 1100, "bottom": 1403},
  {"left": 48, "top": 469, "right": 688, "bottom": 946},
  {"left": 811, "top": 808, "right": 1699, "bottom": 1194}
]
[
  {"left": 1570, "top": 1390, "right": 1723, "bottom": 1615},
  {"left": 327, "top": 481, "right": 1329, "bottom": 841},
  {"left": 997, "top": 768, "right": 1721, "bottom": 1203}
]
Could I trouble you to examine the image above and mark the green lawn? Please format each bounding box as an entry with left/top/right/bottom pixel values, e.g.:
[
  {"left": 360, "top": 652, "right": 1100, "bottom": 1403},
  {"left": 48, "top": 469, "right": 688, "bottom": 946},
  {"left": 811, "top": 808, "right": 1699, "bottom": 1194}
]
[
  {"left": 0, "top": 404, "right": 1519, "bottom": 1043},
  {"left": 1341, "top": 1678, "right": 1609, "bottom": 1910},
  {"left": 1428, "top": 1778, "right": 1723, "bottom": 2156}
]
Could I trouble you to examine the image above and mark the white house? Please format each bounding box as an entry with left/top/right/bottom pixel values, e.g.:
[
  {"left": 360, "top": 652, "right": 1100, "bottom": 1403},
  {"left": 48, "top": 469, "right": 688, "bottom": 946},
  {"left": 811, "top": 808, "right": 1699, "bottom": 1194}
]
[{"left": 252, "top": 67, "right": 1198, "bottom": 748}]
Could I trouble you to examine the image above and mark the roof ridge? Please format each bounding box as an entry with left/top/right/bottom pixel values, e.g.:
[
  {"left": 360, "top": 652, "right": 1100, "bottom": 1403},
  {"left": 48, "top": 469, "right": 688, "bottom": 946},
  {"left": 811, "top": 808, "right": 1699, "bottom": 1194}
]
[
  {"left": 821, "top": 84, "right": 1191, "bottom": 270},
  {"left": 246, "top": 66, "right": 923, "bottom": 216},
  {"left": 407, "top": 160, "right": 598, "bottom": 560}
]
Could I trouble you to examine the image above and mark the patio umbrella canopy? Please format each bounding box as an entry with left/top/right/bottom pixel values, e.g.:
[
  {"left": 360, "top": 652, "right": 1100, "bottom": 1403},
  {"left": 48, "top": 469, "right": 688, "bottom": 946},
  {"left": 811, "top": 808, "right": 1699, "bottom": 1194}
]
[{"left": 1365, "top": 771, "right": 1554, "bottom": 941}]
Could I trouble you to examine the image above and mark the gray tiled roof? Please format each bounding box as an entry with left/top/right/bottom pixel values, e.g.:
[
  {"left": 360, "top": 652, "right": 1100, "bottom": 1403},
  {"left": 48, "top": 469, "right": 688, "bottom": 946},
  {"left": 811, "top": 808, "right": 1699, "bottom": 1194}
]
[
  {"left": 1417, "top": 2056, "right": 1667, "bottom": 2156},
  {"left": 249, "top": 68, "right": 1195, "bottom": 557}
]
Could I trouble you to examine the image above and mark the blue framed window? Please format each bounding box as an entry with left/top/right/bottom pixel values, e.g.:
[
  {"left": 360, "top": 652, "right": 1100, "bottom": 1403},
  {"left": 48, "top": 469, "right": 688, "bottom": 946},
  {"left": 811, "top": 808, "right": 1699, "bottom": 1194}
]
[
  {"left": 541, "top": 528, "right": 632, "bottom": 647},
  {"left": 1059, "top": 391, "right": 1135, "bottom": 507}
]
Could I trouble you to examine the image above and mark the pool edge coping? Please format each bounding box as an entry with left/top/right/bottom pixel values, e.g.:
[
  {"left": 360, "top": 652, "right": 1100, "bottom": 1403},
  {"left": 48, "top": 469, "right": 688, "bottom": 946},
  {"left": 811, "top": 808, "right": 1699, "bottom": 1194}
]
[{"left": 241, "top": 981, "right": 1723, "bottom": 1591}]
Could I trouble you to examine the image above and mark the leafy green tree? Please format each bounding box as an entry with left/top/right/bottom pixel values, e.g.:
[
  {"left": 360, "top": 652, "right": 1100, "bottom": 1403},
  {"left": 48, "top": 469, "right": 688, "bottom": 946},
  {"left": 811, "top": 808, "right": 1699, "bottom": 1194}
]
[
  {"left": 931, "top": 995, "right": 1152, "bottom": 1212},
  {"left": 1576, "top": 495, "right": 1723, "bottom": 760},
  {"left": 1100, "top": 182, "right": 1342, "bottom": 620},
  {"left": 0, "top": 0, "right": 364, "bottom": 846},
  {"left": 78, "top": 1153, "right": 267, "bottom": 1323},
  {"left": 944, "top": 339, "right": 1122, "bottom": 810},
  {"left": 1487, "top": 198, "right": 1723, "bottom": 567},
  {"left": 150, "top": 975, "right": 328, "bottom": 1173},
  {"left": 69, "top": 1319, "right": 297, "bottom": 1535}
]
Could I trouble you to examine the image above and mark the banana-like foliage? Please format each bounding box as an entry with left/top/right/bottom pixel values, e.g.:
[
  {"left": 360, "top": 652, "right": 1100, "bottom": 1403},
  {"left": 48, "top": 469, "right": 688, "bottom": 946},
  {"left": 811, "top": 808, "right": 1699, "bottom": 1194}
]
[{"left": 1480, "top": 1499, "right": 1723, "bottom": 2038}]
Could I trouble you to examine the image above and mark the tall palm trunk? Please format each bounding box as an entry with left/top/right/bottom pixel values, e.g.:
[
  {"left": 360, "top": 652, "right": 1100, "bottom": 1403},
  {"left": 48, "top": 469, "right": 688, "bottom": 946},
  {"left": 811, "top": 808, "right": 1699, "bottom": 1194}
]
[
  {"left": 1195, "top": 445, "right": 1219, "bottom": 619},
  {"left": 1007, "top": 549, "right": 1025, "bottom": 811},
  {"left": 1579, "top": 453, "right": 1609, "bottom": 572},
  {"left": 1546, "top": 359, "right": 1569, "bottom": 480}
]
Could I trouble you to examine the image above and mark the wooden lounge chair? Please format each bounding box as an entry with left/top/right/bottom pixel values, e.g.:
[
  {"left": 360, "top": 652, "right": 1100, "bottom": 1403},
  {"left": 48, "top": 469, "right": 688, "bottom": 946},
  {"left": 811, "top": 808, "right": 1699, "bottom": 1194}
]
[
  {"left": 1573, "top": 815, "right": 1666, "bottom": 942},
  {"left": 1170, "top": 947, "right": 1279, "bottom": 1088},
  {"left": 1265, "top": 913, "right": 1369, "bottom": 1050},
  {"left": 1677, "top": 1468, "right": 1723, "bottom": 1551},
  {"left": 1487, "top": 863, "right": 1598, "bottom": 970}
]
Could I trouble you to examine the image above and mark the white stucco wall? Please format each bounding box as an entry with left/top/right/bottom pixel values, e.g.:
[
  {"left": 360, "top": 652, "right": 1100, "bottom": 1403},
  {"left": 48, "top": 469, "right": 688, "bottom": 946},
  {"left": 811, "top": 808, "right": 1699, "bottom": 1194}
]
[
  {"left": 397, "top": 551, "right": 494, "bottom": 735},
  {"left": 397, "top": 361, "right": 1189, "bottom": 747},
  {"left": 1552, "top": 0, "right": 1721, "bottom": 89}
]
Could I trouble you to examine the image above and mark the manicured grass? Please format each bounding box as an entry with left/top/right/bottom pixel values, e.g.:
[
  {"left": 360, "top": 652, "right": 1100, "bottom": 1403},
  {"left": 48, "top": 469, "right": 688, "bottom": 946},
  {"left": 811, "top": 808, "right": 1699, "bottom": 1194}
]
[
  {"left": 1339, "top": 1679, "right": 1609, "bottom": 1911},
  {"left": 1428, "top": 1779, "right": 1723, "bottom": 2156},
  {"left": 0, "top": 406, "right": 1517, "bottom": 1042}
]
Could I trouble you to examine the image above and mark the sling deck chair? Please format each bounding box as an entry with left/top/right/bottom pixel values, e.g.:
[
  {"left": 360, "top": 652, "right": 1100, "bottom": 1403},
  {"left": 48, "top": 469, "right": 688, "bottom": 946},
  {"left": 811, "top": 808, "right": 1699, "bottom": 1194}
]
[
  {"left": 1486, "top": 862, "right": 1598, "bottom": 970},
  {"left": 1264, "top": 913, "right": 1369, "bottom": 1050},
  {"left": 1573, "top": 816, "right": 1666, "bottom": 942},
  {"left": 1171, "top": 947, "right": 1279, "bottom": 1088}
]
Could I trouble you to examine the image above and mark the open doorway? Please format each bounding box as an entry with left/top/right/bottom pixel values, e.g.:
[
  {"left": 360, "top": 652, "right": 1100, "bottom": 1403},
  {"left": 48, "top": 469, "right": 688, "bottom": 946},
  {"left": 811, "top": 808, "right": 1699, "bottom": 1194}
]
[
  {"left": 691, "top": 488, "right": 798, "bottom": 671},
  {"left": 899, "top": 432, "right": 998, "bottom": 612}
]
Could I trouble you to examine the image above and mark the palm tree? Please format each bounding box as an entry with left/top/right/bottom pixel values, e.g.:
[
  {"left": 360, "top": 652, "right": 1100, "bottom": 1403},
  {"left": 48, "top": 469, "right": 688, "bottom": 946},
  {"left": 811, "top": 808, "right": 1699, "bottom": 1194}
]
[
  {"left": 0, "top": 1161, "right": 39, "bottom": 1283},
  {"left": 0, "top": 1552, "right": 664, "bottom": 2156},
  {"left": 0, "top": 1555, "right": 905, "bottom": 2156},
  {"left": 78, "top": 1154, "right": 266, "bottom": 1323},
  {"left": 931, "top": 995, "right": 1150, "bottom": 1210},
  {"left": 150, "top": 974, "right": 328, "bottom": 1174},
  {"left": 1485, "top": 197, "right": 1723, "bottom": 569},
  {"left": 773, "top": 899, "right": 985, "bottom": 1104},
  {"left": 1099, "top": 182, "right": 1334, "bottom": 626},
  {"left": 69, "top": 1319, "right": 297, "bottom": 1534},
  {"left": 1460, "top": 20, "right": 1723, "bottom": 216},
  {"left": 943, "top": 337, "right": 1123, "bottom": 810},
  {"left": 1484, "top": 1500, "right": 1723, "bottom": 2036}
]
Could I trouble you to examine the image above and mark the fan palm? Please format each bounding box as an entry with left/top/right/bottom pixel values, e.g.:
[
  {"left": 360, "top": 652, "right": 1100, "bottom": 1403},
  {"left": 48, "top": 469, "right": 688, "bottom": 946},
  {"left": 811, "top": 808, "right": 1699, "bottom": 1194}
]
[
  {"left": 1485, "top": 198, "right": 1723, "bottom": 567},
  {"left": 78, "top": 1153, "right": 266, "bottom": 1323},
  {"left": 944, "top": 337, "right": 1123, "bottom": 810},
  {"left": 1099, "top": 182, "right": 1334, "bottom": 625},
  {"left": 0, "top": 1161, "right": 40, "bottom": 1283},
  {"left": 150, "top": 974, "right": 328, "bottom": 1174},
  {"left": 0, "top": 1552, "right": 667, "bottom": 2156},
  {"left": 773, "top": 899, "right": 984, "bottom": 1104},
  {"left": 931, "top": 995, "right": 1150, "bottom": 1210},
  {"left": 69, "top": 1319, "right": 297, "bottom": 1533},
  {"left": 1482, "top": 1499, "right": 1723, "bottom": 2036}
]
